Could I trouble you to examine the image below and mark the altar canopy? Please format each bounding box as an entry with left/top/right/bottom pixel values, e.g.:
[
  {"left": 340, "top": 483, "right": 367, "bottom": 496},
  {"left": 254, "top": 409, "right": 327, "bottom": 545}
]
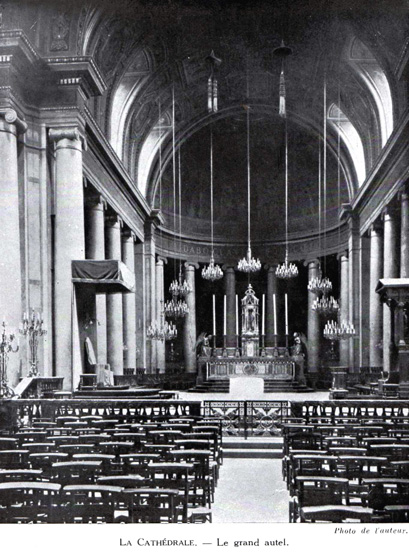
[{"left": 72, "top": 260, "right": 135, "bottom": 293}]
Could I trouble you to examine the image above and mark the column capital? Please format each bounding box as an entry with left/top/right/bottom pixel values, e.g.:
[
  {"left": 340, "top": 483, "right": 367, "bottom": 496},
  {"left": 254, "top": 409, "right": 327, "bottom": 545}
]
[
  {"left": 122, "top": 228, "right": 137, "bottom": 242},
  {"left": 382, "top": 203, "right": 398, "bottom": 221},
  {"left": 398, "top": 184, "right": 409, "bottom": 201},
  {"left": 264, "top": 264, "right": 278, "bottom": 272},
  {"left": 222, "top": 264, "right": 236, "bottom": 272},
  {"left": 85, "top": 192, "right": 107, "bottom": 211},
  {"left": 0, "top": 108, "right": 27, "bottom": 134},
  {"left": 157, "top": 256, "right": 168, "bottom": 265},
  {"left": 369, "top": 220, "right": 383, "bottom": 235},
  {"left": 337, "top": 250, "right": 349, "bottom": 261},
  {"left": 105, "top": 213, "right": 123, "bottom": 228},
  {"left": 303, "top": 258, "right": 320, "bottom": 268},
  {"left": 49, "top": 125, "right": 86, "bottom": 150},
  {"left": 185, "top": 261, "right": 199, "bottom": 270}
]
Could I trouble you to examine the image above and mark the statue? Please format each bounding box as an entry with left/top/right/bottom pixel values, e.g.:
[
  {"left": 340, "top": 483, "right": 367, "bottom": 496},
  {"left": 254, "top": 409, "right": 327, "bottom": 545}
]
[
  {"left": 194, "top": 332, "right": 213, "bottom": 358},
  {"left": 291, "top": 332, "right": 307, "bottom": 385}
]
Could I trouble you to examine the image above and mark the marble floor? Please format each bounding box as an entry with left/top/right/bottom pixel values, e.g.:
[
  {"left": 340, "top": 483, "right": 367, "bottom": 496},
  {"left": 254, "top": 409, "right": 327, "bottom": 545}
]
[{"left": 212, "top": 458, "right": 289, "bottom": 523}]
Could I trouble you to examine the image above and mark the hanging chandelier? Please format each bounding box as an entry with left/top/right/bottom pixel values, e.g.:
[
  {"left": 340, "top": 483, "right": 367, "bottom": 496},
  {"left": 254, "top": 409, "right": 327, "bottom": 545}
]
[
  {"left": 323, "top": 319, "right": 355, "bottom": 341},
  {"left": 166, "top": 87, "right": 191, "bottom": 308},
  {"left": 312, "top": 295, "right": 339, "bottom": 315},
  {"left": 202, "top": 126, "right": 223, "bottom": 281},
  {"left": 146, "top": 302, "right": 177, "bottom": 341},
  {"left": 202, "top": 255, "right": 223, "bottom": 281},
  {"left": 308, "top": 267, "right": 333, "bottom": 295},
  {"left": 274, "top": 43, "right": 298, "bottom": 280},
  {"left": 237, "top": 105, "right": 261, "bottom": 273},
  {"left": 164, "top": 297, "right": 189, "bottom": 319},
  {"left": 308, "top": 79, "right": 334, "bottom": 296}
]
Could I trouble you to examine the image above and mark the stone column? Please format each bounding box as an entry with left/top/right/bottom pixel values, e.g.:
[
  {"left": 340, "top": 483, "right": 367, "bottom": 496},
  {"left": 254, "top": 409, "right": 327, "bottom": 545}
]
[
  {"left": 369, "top": 223, "right": 383, "bottom": 367},
  {"left": 400, "top": 187, "right": 409, "bottom": 278},
  {"left": 383, "top": 207, "right": 399, "bottom": 373},
  {"left": 134, "top": 241, "right": 146, "bottom": 370},
  {"left": 105, "top": 214, "right": 124, "bottom": 375},
  {"left": 122, "top": 230, "right": 137, "bottom": 372},
  {"left": 266, "top": 265, "right": 278, "bottom": 347},
  {"left": 184, "top": 263, "right": 197, "bottom": 373},
  {"left": 339, "top": 253, "right": 349, "bottom": 366},
  {"left": 0, "top": 110, "right": 26, "bottom": 386},
  {"left": 307, "top": 260, "right": 321, "bottom": 376},
  {"left": 224, "top": 267, "right": 236, "bottom": 347},
  {"left": 155, "top": 257, "right": 166, "bottom": 373},
  {"left": 85, "top": 194, "right": 107, "bottom": 365},
  {"left": 49, "top": 126, "right": 85, "bottom": 390}
]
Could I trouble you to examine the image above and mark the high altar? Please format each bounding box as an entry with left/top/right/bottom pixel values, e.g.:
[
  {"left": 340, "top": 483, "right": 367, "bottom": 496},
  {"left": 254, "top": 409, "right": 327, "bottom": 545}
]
[{"left": 201, "top": 285, "right": 303, "bottom": 384}]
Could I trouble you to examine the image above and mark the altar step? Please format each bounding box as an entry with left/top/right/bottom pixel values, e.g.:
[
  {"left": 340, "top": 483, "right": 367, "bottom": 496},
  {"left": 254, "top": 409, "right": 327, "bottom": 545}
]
[
  {"left": 187, "top": 379, "right": 230, "bottom": 393},
  {"left": 263, "top": 380, "right": 312, "bottom": 393},
  {"left": 223, "top": 437, "right": 283, "bottom": 459}
]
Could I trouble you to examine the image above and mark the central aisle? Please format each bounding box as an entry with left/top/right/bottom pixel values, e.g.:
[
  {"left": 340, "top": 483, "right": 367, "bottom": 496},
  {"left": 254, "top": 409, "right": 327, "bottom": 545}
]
[{"left": 212, "top": 458, "right": 289, "bottom": 523}]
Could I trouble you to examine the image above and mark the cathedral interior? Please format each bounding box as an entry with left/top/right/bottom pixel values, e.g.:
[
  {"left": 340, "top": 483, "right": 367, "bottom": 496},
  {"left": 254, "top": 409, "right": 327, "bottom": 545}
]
[{"left": 1, "top": 0, "right": 409, "bottom": 525}]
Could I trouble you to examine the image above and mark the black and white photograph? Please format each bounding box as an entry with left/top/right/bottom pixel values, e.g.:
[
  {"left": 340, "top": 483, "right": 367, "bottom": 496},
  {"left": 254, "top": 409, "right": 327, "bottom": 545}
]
[{"left": 0, "top": 0, "right": 409, "bottom": 548}]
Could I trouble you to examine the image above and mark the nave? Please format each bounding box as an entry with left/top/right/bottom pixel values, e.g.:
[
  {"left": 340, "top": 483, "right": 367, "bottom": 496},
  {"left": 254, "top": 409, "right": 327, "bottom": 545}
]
[{"left": 2, "top": 0, "right": 409, "bottom": 527}]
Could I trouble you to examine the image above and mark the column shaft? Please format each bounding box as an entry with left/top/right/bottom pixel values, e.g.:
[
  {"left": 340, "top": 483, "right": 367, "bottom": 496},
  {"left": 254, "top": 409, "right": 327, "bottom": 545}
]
[
  {"left": 369, "top": 225, "right": 383, "bottom": 367},
  {"left": 401, "top": 190, "right": 409, "bottom": 278},
  {"left": 339, "top": 254, "right": 349, "bottom": 366},
  {"left": 183, "top": 264, "right": 197, "bottom": 373},
  {"left": 106, "top": 217, "right": 123, "bottom": 375},
  {"left": 383, "top": 209, "right": 398, "bottom": 373},
  {"left": 50, "top": 128, "right": 85, "bottom": 390},
  {"left": 155, "top": 258, "right": 165, "bottom": 373},
  {"left": 224, "top": 267, "right": 236, "bottom": 347},
  {"left": 0, "top": 114, "right": 22, "bottom": 386},
  {"left": 144, "top": 223, "right": 156, "bottom": 372},
  {"left": 85, "top": 197, "right": 107, "bottom": 365},
  {"left": 307, "top": 260, "right": 321, "bottom": 374},
  {"left": 134, "top": 242, "right": 146, "bottom": 369},
  {"left": 122, "top": 233, "right": 137, "bottom": 372}
]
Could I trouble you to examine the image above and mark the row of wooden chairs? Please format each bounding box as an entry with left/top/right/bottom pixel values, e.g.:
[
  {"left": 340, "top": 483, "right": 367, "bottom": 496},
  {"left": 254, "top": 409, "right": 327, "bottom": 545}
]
[{"left": 0, "top": 415, "right": 223, "bottom": 523}]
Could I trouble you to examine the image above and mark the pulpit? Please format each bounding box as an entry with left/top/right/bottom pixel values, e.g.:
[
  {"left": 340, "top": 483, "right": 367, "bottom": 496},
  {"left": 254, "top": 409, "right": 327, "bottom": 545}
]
[{"left": 376, "top": 279, "right": 409, "bottom": 398}]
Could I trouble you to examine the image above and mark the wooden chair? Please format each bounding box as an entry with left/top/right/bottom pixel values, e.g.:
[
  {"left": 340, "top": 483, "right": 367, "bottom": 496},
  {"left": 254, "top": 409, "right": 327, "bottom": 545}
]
[
  {"left": 300, "top": 505, "right": 374, "bottom": 523},
  {"left": 122, "top": 488, "right": 180, "bottom": 523},
  {"left": 292, "top": 476, "right": 349, "bottom": 522},
  {"left": 61, "top": 484, "right": 123, "bottom": 523},
  {"left": 0, "top": 481, "right": 61, "bottom": 523},
  {"left": 0, "top": 469, "right": 44, "bottom": 482},
  {"left": 50, "top": 460, "right": 103, "bottom": 485},
  {"left": 0, "top": 450, "right": 30, "bottom": 469}
]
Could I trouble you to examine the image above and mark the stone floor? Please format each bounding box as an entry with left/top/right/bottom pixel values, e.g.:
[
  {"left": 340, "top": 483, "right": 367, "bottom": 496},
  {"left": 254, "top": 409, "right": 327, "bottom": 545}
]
[{"left": 212, "top": 458, "right": 289, "bottom": 523}]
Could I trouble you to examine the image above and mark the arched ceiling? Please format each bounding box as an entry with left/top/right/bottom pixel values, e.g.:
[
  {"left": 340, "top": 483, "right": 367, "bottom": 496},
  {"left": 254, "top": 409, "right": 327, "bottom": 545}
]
[
  {"left": 12, "top": 0, "right": 409, "bottom": 244},
  {"left": 157, "top": 113, "right": 349, "bottom": 243}
]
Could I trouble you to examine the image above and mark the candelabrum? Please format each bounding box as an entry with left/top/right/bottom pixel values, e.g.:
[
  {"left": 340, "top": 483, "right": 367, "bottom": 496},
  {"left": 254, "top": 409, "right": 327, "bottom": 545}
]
[
  {"left": 308, "top": 267, "right": 333, "bottom": 295},
  {"left": 164, "top": 298, "right": 189, "bottom": 319},
  {"left": 312, "top": 295, "right": 339, "bottom": 315},
  {"left": 323, "top": 319, "right": 356, "bottom": 360},
  {"left": 276, "top": 255, "right": 298, "bottom": 279},
  {"left": 169, "top": 270, "right": 192, "bottom": 297},
  {"left": 202, "top": 256, "right": 223, "bottom": 281},
  {"left": 146, "top": 315, "right": 177, "bottom": 342},
  {"left": 237, "top": 246, "right": 261, "bottom": 273},
  {"left": 0, "top": 321, "right": 19, "bottom": 398},
  {"left": 19, "top": 310, "right": 46, "bottom": 377}
]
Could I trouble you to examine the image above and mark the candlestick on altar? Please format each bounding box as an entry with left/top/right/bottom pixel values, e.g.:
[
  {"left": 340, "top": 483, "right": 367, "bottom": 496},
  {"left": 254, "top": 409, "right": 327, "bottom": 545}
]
[
  {"left": 273, "top": 293, "right": 277, "bottom": 335},
  {"left": 223, "top": 295, "right": 227, "bottom": 336},
  {"left": 262, "top": 294, "right": 265, "bottom": 335},
  {"left": 285, "top": 293, "right": 289, "bottom": 335},
  {"left": 235, "top": 294, "right": 239, "bottom": 335},
  {"left": 212, "top": 295, "right": 216, "bottom": 353}
]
